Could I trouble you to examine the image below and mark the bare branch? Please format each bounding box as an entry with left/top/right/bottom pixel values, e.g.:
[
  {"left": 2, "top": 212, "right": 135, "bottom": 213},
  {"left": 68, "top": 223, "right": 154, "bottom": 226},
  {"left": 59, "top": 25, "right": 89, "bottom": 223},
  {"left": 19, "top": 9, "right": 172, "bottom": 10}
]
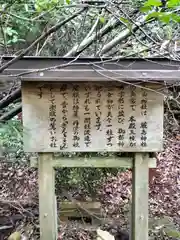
[{"left": 85, "top": 16, "right": 100, "bottom": 40}]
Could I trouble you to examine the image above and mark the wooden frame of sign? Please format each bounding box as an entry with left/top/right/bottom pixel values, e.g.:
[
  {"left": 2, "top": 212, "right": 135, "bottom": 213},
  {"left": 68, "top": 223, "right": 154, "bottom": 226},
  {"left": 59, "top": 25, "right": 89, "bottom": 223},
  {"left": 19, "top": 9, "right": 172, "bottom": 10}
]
[
  {"left": 2, "top": 56, "right": 172, "bottom": 240},
  {"left": 23, "top": 81, "right": 162, "bottom": 240}
]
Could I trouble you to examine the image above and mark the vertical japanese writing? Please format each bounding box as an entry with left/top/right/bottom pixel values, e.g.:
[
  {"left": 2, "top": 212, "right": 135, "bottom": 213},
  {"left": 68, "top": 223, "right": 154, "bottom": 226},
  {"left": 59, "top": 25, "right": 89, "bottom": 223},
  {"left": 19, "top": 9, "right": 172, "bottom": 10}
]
[
  {"left": 72, "top": 85, "right": 80, "bottom": 148},
  {"left": 37, "top": 86, "right": 43, "bottom": 99},
  {"left": 117, "top": 85, "right": 126, "bottom": 147},
  {"left": 140, "top": 89, "right": 148, "bottom": 147},
  {"left": 130, "top": 85, "right": 136, "bottom": 111},
  {"left": 128, "top": 116, "right": 136, "bottom": 147},
  {"left": 106, "top": 87, "right": 114, "bottom": 147},
  {"left": 48, "top": 86, "right": 57, "bottom": 148},
  {"left": 129, "top": 85, "right": 137, "bottom": 147},
  {"left": 141, "top": 89, "right": 148, "bottom": 117},
  {"left": 72, "top": 85, "right": 79, "bottom": 117},
  {"left": 84, "top": 85, "right": 92, "bottom": 147},
  {"left": 95, "top": 85, "right": 103, "bottom": 131},
  {"left": 60, "top": 84, "right": 68, "bottom": 150}
]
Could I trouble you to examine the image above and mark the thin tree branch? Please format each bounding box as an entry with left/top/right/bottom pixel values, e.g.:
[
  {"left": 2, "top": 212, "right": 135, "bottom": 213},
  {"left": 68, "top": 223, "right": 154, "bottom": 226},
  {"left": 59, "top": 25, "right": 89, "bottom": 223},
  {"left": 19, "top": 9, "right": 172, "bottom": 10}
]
[
  {"left": 0, "top": 8, "right": 86, "bottom": 73},
  {"left": 84, "top": 15, "right": 100, "bottom": 40},
  {"left": 4, "top": 12, "right": 46, "bottom": 22}
]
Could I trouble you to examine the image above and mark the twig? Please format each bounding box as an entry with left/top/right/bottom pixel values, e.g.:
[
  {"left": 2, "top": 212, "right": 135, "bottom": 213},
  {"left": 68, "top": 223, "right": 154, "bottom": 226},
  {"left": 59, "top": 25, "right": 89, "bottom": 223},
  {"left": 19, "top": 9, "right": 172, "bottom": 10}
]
[{"left": 4, "top": 12, "right": 46, "bottom": 22}]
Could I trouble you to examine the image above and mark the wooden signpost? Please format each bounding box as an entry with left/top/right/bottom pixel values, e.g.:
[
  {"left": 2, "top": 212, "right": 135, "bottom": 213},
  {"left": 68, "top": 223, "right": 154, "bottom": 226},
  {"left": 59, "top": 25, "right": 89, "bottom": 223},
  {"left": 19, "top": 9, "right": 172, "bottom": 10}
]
[
  {"left": 22, "top": 81, "right": 163, "bottom": 240},
  {"left": 10, "top": 57, "right": 167, "bottom": 240}
]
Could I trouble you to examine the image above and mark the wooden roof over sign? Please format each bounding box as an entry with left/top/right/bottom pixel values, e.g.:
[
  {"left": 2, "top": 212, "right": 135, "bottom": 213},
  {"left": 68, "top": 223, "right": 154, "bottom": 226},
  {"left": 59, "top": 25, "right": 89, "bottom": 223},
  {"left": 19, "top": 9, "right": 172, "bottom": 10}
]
[{"left": 0, "top": 56, "right": 180, "bottom": 83}]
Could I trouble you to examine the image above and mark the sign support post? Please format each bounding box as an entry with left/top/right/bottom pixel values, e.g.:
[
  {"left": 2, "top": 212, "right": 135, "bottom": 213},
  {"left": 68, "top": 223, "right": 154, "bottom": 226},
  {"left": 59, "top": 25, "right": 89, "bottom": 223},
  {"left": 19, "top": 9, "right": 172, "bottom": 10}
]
[
  {"left": 131, "top": 153, "right": 149, "bottom": 240},
  {"left": 38, "top": 153, "right": 57, "bottom": 240}
]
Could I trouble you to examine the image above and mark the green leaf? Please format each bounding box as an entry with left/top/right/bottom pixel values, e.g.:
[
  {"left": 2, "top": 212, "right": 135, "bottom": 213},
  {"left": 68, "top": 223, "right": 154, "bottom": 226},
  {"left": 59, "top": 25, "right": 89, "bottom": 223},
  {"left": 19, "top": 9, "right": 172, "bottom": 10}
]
[
  {"left": 120, "top": 17, "right": 130, "bottom": 24},
  {"left": 144, "top": 0, "right": 162, "bottom": 7},
  {"left": 155, "top": 12, "right": 180, "bottom": 23},
  {"left": 159, "top": 13, "right": 171, "bottom": 23},
  {"left": 171, "top": 13, "right": 180, "bottom": 22},
  {"left": 100, "top": 16, "right": 105, "bottom": 23},
  {"left": 66, "top": 0, "right": 71, "bottom": 4},
  {"left": 167, "top": 0, "right": 180, "bottom": 8},
  {"left": 119, "top": 17, "right": 132, "bottom": 30},
  {"left": 140, "top": 6, "right": 152, "bottom": 12},
  {"left": 146, "top": 12, "right": 160, "bottom": 20},
  {"left": 34, "top": 3, "right": 41, "bottom": 12}
]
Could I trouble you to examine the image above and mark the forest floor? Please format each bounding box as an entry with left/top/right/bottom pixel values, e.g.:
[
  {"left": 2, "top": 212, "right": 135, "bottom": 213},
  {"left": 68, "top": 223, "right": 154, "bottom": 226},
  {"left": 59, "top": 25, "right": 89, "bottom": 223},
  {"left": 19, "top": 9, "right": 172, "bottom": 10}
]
[{"left": 1, "top": 120, "right": 180, "bottom": 240}]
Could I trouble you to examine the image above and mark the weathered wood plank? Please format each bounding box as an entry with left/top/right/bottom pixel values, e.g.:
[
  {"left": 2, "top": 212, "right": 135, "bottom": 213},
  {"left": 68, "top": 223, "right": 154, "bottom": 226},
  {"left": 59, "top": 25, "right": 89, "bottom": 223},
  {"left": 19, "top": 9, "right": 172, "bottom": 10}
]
[
  {"left": 30, "top": 156, "right": 156, "bottom": 168},
  {"left": 1, "top": 56, "right": 180, "bottom": 83},
  {"left": 131, "top": 153, "right": 149, "bottom": 240},
  {"left": 60, "top": 201, "right": 101, "bottom": 210},
  {"left": 1, "top": 56, "right": 180, "bottom": 70},
  {"left": 38, "top": 153, "right": 57, "bottom": 240},
  {"left": 2, "top": 70, "right": 180, "bottom": 82},
  {"left": 22, "top": 82, "right": 164, "bottom": 153}
]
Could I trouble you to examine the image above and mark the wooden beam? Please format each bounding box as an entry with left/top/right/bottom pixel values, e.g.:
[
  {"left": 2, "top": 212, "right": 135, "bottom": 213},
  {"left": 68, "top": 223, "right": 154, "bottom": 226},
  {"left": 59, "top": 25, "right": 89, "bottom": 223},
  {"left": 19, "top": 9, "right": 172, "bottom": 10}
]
[
  {"left": 38, "top": 153, "right": 57, "bottom": 240},
  {"left": 0, "top": 56, "right": 179, "bottom": 83},
  {"left": 1, "top": 56, "right": 180, "bottom": 70},
  {"left": 30, "top": 156, "right": 156, "bottom": 168},
  {"left": 60, "top": 201, "right": 101, "bottom": 210},
  {"left": 1, "top": 70, "right": 180, "bottom": 82},
  {"left": 131, "top": 153, "right": 149, "bottom": 240}
]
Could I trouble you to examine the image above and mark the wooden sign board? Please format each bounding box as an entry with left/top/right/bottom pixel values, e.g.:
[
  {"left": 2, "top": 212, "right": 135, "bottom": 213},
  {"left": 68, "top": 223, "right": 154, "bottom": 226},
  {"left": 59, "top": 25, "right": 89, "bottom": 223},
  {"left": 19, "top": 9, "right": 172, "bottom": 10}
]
[{"left": 22, "top": 82, "right": 164, "bottom": 152}]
